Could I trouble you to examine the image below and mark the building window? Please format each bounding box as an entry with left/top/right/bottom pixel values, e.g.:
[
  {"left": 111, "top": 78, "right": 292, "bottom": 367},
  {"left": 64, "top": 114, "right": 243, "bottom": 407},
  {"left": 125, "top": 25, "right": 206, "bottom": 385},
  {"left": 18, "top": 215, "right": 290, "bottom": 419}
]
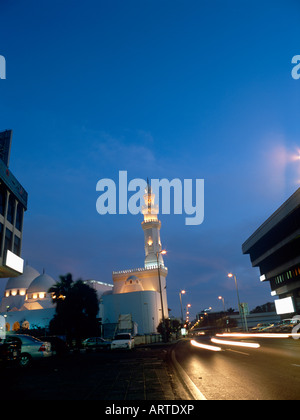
[
  {"left": 0, "top": 223, "right": 3, "bottom": 256},
  {"left": 4, "top": 228, "right": 12, "bottom": 252},
  {"left": 0, "top": 185, "right": 6, "bottom": 216},
  {"left": 15, "top": 202, "right": 23, "bottom": 231},
  {"left": 22, "top": 321, "right": 29, "bottom": 329},
  {"left": 13, "top": 235, "right": 21, "bottom": 256},
  {"left": 12, "top": 322, "right": 20, "bottom": 331},
  {"left": 7, "top": 195, "right": 15, "bottom": 224}
]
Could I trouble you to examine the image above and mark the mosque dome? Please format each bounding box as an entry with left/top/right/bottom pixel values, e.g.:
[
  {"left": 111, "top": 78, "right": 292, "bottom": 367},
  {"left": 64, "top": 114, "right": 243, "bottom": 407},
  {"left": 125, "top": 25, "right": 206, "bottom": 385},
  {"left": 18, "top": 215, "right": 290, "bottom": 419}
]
[
  {"left": 126, "top": 275, "right": 140, "bottom": 283},
  {"left": 5, "top": 265, "right": 40, "bottom": 292},
  {"left": 122, "top": 275, "right": 144, "bottom": 293},
  {"left": 27, "top": 272, "right": 56, "bottom": 295}
]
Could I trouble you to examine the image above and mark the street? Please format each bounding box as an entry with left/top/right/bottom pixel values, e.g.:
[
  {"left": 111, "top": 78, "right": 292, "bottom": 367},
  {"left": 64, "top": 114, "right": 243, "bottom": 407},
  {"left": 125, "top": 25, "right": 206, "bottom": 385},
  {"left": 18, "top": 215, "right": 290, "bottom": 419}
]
[
  {"left": 173, "top": 336, "right": 300, "bottom": 400},
  {"left": 0, "top": 344, "right": 189, "bottom": 401},
  {"left": 1, "top": 337, "right": 300, "bottom": 401}
]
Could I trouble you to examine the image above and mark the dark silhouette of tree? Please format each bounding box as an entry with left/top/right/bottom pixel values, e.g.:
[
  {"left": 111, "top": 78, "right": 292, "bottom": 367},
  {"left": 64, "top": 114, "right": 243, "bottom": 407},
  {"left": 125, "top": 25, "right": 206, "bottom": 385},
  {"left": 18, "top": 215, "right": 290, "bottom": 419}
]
[
  {"left": 49, "top": 273, "right": 99, "bottom": 347},
  {"left": 250, "top": 302, "right": 276, "bottom": 314},
  {"left": 157, "top": 318, "right": 181, "bottom": 341},
  {"left": 227, "top": 307, "right": 235, "bottom": 314}
]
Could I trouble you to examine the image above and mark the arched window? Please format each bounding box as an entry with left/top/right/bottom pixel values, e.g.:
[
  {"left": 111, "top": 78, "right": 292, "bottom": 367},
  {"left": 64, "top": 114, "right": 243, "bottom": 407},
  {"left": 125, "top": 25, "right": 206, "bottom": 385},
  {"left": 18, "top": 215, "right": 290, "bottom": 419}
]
[
  {"left": 22, "top": 320, "right": 29, "bottom": 330},
  {"left": 12, "top": 321, "right": 20, "bottom": 331}
]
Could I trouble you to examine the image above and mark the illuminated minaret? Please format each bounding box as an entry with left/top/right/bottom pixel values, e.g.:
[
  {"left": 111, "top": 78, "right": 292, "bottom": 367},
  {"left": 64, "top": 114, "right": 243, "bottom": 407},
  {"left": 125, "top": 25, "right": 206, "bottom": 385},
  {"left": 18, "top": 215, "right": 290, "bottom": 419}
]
[
  {"left": 109, "top": 177, "right": 169, "bottom": 333},
  {"left": 141, "top": 179, "right": 165, "bottom": 268}
]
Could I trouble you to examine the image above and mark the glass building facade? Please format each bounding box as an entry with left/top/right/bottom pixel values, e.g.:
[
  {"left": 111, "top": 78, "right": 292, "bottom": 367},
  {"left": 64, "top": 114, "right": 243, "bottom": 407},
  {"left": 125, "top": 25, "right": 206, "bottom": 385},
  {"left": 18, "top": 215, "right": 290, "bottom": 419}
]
[{"left": 0, "top": 130, "right": 28, "bottom": 277}]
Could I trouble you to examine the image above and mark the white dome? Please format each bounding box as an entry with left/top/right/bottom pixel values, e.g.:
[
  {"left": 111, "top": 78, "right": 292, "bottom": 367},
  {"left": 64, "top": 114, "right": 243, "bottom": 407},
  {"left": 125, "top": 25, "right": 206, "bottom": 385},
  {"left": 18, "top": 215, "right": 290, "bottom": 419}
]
[
  {"left": 27, "top": 273, "right": 56, "bottom": 294},
  {"left": 126, "top": 275, "right": 140, "bottom": 283},
  {"left": 122, "top": 275, "right": 144, "bottom": 293},
  {"left": 5, "top": 265, "right": 40, "bottom": 291}
]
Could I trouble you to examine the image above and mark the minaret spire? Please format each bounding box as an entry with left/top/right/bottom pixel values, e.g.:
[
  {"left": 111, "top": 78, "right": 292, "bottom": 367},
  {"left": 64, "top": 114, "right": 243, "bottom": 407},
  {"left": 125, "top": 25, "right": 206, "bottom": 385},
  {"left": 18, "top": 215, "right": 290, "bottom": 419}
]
[
  {"left": 146, "top": 177, "right": 152, "bottom": 213},
  {"left": 141, "top": 178, "right": 164, "bottom": 268}
]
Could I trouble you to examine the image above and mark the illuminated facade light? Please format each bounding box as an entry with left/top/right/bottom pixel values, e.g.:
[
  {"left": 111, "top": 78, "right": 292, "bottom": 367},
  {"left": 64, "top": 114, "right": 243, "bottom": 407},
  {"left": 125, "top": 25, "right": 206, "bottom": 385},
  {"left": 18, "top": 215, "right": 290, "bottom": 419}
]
[{"left": 275, "top": 297, "right": 295, "bottom": 315}]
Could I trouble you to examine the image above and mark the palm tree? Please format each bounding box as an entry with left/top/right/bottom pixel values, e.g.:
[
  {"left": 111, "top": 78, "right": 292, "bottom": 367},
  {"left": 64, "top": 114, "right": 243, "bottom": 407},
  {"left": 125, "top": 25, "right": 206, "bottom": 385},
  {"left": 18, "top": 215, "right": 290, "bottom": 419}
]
[
  {"left": 49, "top": 274, "right": 99, "bottom": 347},
  {"left": 49, "top": 273, "right": 73, "bottom": 302}
]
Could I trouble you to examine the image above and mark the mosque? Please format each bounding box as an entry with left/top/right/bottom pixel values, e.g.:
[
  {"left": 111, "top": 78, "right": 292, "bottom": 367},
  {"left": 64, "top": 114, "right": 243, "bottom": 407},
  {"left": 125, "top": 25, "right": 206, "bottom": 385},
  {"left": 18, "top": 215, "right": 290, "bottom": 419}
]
[
  {"left": 0, "top": 181, "right": 169, "bottom": 336},
  {"left": 0, "top": 265, "right": 57, "bottom": 331},
  {"left": 0, "top": 265, "right": 113, "bottom": 332},
  {"left": 101, "top": 181, "right": 169, "bottom": 335}
]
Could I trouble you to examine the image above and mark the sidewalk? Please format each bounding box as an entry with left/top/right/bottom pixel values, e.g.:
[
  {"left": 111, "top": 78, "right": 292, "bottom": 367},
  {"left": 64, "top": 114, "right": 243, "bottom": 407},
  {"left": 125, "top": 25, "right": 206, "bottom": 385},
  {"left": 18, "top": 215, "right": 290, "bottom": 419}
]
[
  {"left": 86, "top": 344, "right": 190, "bottom": 400},
  {"left": 1, "top": 342, "right": 191, "bottom": 400}
]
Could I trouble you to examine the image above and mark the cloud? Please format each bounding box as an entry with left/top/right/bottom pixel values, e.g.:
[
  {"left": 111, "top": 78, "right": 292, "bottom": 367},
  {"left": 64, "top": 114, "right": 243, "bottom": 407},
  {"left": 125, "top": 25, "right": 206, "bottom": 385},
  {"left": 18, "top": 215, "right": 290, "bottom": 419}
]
[
  {"left": 90, "top": 130, "right": 157, "bottom": 169},
  {"left": 260, "top": 137, "right": 289, "bottom": 196}
]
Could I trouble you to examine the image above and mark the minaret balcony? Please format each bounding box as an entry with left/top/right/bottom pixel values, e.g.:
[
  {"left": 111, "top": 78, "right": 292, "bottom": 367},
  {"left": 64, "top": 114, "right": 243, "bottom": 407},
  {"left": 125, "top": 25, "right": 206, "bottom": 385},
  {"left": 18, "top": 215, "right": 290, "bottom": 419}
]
[{"left": 141, "top": 219, "right": 161, "bottom": 229}]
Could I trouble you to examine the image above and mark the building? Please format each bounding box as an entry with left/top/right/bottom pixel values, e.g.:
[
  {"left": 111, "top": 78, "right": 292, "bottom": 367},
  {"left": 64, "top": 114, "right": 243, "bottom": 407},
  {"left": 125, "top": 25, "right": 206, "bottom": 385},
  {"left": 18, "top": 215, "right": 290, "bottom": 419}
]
[
  {"left": 101, "top": 181, "right": 169, "bottom": 336},
  {"left": 0, "top": 265, "right": 56, "bottom": 331},
  {"left": 0, "top": 130, "right": 28, "bottom": 277},
  {"left": 242, "top": 189, "right": 300, "bottom": 316},
  {"left": 0, "top": 268, "right": 113, "bottom": 332}
]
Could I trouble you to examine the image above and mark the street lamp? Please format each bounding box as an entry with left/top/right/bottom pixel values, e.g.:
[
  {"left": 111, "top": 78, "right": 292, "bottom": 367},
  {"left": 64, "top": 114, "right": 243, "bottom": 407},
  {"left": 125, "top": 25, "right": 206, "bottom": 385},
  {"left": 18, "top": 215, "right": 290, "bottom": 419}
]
[
  {"left": 218, "top": 296, "right": 226, "bottom": 313},
  {"left": 218, "top": 296, "right": 228, "bottom": 332},
  {"left": 227, "top": 273, "right": 247, "bottom": 331},
  {"left": 179, "top": 290, "right": 186, "bottom": 326},
  {"left": 186, "top": 304, "right": 191, "bottom": 322},
  {"left": 157, "top": 250, "right": 167, "bottom": 342}
]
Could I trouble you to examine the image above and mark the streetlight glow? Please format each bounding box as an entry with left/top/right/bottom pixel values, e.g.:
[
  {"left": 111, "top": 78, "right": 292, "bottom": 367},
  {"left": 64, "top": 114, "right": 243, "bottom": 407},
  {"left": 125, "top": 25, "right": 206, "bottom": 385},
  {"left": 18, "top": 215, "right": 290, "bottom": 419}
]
[
  {"left": 179, "top": 289, "right": 186, "bottom": 327},
  {"left": 157, "top": 249, "right": 167, "bottom": 341},
  {"left": 227, "top": 272, "right": 248, "bottom": 332}
]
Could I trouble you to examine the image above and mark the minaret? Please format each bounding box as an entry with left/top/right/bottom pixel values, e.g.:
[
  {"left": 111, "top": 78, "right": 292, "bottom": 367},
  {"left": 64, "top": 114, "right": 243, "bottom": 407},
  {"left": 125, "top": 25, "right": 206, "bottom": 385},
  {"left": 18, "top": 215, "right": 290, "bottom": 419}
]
[{"left": 141, "top": 179, "right": 165, "bottom": 268}]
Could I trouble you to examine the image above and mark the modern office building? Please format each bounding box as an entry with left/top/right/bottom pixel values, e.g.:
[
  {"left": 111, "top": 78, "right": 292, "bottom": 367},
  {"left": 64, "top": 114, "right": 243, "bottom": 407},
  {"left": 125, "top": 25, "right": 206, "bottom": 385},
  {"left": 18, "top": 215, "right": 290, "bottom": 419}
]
[
  {"left": 0, "top": 130, "right": 28, "bottom": 277},
  {"left": 242, "top": 189, "right": 300, "bottom": 315}
]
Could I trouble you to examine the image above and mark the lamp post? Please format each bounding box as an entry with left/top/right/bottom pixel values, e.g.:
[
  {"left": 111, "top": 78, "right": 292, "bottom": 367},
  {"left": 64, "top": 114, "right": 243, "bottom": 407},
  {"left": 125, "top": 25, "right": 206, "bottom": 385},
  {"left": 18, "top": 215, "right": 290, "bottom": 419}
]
[
  {"left": 228, "top": 273, "right": 247, "bottom": 331},
  {"left": 157, "top": 250, "right": 167, "bottom": 342},
  {"left": 179, "top": 290, "right": 186, "bottom": 325},
  {"left": 218, "top": 296, "right": 226, "bottom": 313},
  {"left": 186, "top": 303, "right": 191, "bottom": 325},
  {"left": 218, "top": 296, "right": 227, "bottom": 332}
]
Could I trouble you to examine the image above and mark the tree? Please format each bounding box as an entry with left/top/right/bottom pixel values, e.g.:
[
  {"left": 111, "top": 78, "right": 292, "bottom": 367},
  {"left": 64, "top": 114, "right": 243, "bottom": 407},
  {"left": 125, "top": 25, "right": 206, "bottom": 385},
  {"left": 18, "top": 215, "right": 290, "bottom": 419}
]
[
  {"left": 250, "top": 302, "right": 275, "bottom": 314},
  {"left": 157, "top": 318, "right": 181, "bottom": 341},
  {"left": 49, "top": 274, "right": 99, "bottom": 347}
]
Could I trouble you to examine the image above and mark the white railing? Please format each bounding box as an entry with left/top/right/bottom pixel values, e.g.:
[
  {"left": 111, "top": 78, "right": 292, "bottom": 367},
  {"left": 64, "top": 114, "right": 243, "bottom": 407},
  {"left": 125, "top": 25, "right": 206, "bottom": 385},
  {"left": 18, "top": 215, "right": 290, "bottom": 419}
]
[{"left": 113, "top": 265, "right": 167, "bottom": 275}]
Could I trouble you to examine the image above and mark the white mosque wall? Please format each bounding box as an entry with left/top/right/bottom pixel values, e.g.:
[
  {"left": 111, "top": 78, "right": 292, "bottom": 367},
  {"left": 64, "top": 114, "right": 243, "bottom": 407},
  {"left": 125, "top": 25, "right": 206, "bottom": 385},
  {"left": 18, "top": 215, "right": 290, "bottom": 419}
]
[
  {"left": 1, "top": 307, "right": 55, "bottom": 332},
  {"left": 112, "top": 268, "right": 168, "bottom": 320},
  {"left": 101, "top": 290, "right": 162, "bottom": 335}
]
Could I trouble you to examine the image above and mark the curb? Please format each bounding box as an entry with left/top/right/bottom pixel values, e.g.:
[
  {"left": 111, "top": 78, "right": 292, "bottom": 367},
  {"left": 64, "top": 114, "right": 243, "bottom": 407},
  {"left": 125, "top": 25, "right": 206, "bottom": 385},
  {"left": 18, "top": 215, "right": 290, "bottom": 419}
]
[{"left": 169, "top": 344, "right": 207, "bottom": 401}]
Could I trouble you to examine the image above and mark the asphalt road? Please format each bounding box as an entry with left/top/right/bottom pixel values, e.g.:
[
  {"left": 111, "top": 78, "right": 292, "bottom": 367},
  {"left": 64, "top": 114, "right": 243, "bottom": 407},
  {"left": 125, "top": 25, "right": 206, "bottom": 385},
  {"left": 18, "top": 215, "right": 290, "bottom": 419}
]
[{"left": 172, "top": 336, "right": 300, "bottom": 400}]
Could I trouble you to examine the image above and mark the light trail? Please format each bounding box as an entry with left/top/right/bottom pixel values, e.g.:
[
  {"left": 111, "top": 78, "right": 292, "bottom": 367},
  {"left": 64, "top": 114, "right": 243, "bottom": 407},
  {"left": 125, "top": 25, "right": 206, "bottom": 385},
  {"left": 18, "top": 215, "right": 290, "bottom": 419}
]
[
  {"left": 190, "top": 339, "right": 222, "bottom": 352},
  {"left": 211, "top": 337, "right": 260, "bottom": 349},
  {"left": 216, "top": 333, "right": 293, "bottom": 339}
]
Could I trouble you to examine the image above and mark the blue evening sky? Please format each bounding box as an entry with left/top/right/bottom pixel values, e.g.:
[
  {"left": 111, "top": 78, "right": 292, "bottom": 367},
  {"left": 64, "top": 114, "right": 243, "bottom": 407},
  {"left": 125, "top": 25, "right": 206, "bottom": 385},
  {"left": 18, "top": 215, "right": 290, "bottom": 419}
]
[{"left": 0, "top": 0, "right": 300, "bottom": 318}]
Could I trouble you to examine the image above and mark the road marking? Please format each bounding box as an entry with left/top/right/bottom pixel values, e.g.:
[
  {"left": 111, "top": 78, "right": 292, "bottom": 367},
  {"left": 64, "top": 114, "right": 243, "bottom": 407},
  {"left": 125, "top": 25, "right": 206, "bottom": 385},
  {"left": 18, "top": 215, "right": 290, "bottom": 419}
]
[
  {"left": 171, "top": 350, "right": 207, "bottom": 400},
  {"left": 226, "top": 349, "right": 250, "bottom": 356}
]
